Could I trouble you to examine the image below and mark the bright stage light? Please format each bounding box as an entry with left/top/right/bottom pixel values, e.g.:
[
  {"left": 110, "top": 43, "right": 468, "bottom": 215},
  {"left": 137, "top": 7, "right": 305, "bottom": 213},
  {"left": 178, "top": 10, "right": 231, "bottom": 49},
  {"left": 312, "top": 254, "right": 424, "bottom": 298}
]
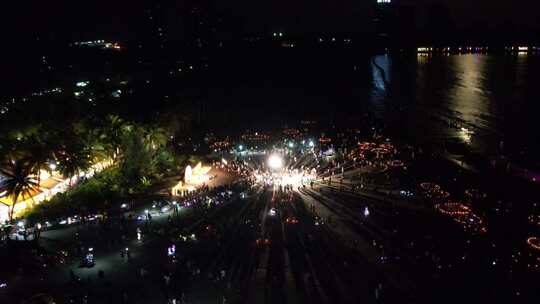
[{"left": 268, "top": 155, "right": 283, "bottom": 170}]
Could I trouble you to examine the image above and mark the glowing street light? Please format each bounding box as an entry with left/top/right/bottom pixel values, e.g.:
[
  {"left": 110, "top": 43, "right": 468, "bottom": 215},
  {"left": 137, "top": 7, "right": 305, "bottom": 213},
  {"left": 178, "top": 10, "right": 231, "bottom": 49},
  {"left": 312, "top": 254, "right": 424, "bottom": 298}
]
[
  {"left": 309, "top": 140, "right": 315, "bottom": 147},
  {"left": 288, "top": 142, "right": 294, "bottom": 148},
  {"left": 268, "top": 155, "right": 283, "bottom": 170}
]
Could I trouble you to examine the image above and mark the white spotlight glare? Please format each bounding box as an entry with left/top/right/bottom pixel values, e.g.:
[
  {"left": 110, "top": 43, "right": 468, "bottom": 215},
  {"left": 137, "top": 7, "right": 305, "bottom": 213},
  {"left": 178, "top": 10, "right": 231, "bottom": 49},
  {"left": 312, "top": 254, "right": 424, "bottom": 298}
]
[{"left": 268, "top": 155, "right": 283, "bottom": 170}]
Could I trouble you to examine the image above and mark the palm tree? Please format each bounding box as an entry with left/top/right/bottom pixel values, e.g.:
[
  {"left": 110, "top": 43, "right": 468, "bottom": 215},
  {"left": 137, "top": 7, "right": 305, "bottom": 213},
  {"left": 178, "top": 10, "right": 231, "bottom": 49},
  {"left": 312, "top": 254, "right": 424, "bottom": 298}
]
[
  {"left": 26, "top": 139, "right": 53, "bottom": 188},
  {"left": 79, "top": 127, "right": 110, "bottom": 171},
  {"left": 0, "top": 159, "right": 38, "bottom": 222},
  {"left": 57, "top": 148, "right": 92, "bottom": 186},
  {"left": 144, "top": 127, "right": 168, "bottom": 152},
  {"left": 102, "top": 115, "right": 131, "bottom": 162},
  {"left": 89, "top": 144, "right": 109, "bottom": 170}
]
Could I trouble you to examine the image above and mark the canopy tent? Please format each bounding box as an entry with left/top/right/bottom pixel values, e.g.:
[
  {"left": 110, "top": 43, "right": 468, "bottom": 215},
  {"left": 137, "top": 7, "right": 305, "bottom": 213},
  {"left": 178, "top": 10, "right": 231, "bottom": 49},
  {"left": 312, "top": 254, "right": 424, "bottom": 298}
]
[
  {"left": 0, "top": 187, "right": 42, "bottom": 207},
  {"left": 0, "top": 160, "right": 113, "bottom": 221}
]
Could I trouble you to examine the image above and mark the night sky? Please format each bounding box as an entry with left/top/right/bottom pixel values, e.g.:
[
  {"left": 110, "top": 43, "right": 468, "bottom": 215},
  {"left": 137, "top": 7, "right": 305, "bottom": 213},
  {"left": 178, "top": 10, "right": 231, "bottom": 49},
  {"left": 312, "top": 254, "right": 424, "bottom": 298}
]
[{"left": 3, "top": 0, "right": 539, "bottom": 41}]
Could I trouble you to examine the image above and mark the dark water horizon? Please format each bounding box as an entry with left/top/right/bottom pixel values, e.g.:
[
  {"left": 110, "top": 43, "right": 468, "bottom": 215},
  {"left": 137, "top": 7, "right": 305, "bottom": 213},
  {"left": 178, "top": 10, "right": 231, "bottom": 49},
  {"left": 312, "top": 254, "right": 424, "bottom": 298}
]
[
  {"left": 373, "top": 54, "right": 540, "bottom": 158},
  {"left": 201, "top": 52, "right": 540, "bottom": 164}
]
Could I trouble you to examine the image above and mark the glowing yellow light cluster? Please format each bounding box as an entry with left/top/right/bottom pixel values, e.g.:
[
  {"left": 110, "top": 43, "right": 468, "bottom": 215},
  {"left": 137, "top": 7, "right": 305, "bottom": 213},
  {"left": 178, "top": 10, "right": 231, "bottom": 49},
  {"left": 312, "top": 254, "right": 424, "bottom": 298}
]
[
  {"left": 0, "top": 160, "right": 113, "bottom": 221},
  {"left": 435, "top": 201, "right": 487, "bottom": 234},
  {"left": 436, "top": 202, "right": 471, "bottom": 216},
  {"left": 465, "top": 188, "right": 483, "bottom": 200},
  {"left": 358, "top": 142, "right": 376, "bottom": 151},
  {"left": 527, "top": 237, "right": 540, "bottom": 251},
  {"left": 387, "top": 160, "right": 404, "bottom": 168},
  {"left": 421, "top": 182, "right": 451, "bottom": 200},
  {"left": 420, "top": 182, "right": 441, "bottom": 192},
  {"left": 528, "top": 215, "right": 540, "bottom": 227},
  {"left": 282, "top": 128, "right": 300, "bottom": 136}
]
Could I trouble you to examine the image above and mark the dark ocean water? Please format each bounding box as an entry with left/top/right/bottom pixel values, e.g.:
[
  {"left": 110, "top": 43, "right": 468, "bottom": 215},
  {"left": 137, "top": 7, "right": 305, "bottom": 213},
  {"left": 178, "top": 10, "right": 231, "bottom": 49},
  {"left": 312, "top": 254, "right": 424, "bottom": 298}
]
[
  {"left": 372, "top": 54, "right": 540, "bottom": 157},
  {"left": 203, "top": 51, "right": 540, "bottom": 160}
]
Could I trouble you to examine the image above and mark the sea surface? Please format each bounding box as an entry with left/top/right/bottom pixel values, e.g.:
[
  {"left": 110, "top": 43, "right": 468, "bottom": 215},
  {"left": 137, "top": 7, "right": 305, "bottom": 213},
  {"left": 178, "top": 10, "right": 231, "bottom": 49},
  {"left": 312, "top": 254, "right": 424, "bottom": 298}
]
[{"left": 204, "top": 51, "right": 540, "bottom": 161}]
